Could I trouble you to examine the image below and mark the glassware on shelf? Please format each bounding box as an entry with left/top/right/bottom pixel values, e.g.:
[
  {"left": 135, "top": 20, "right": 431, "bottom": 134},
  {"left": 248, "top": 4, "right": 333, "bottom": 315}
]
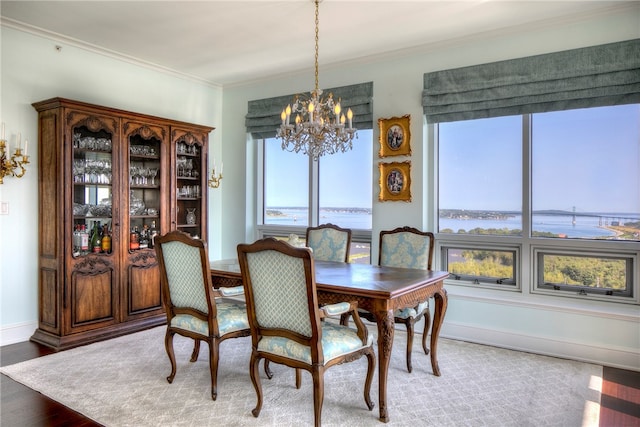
[
  {"left": 73, "top": 203, "right": 89, "bottom": 216},
  {"left": 148, "top": 167, "right": 158, "bottom": 185},
  {"left": 129, "top": 191, "right": 146, "bottom": 215},
  {"left": 89, "top": 197, "right": 112, "bottom": 217}
]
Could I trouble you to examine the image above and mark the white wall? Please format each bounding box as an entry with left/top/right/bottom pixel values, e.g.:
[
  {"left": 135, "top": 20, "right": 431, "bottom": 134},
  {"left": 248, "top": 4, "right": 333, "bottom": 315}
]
[
  {"left": 2, "top": 6, "right": 639, "bottom": 371},
  {"left": 0, "top": 25, "right": 222, "bottom": 344},
  {"left": 221, "top": 7, "right": 640, "bottom": 371}
]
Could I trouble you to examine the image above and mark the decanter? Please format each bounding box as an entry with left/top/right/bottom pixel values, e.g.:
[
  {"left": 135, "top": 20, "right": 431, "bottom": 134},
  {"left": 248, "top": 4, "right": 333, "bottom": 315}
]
[{"left": 186, "top": 208, "right": 196, "bottom": 225}]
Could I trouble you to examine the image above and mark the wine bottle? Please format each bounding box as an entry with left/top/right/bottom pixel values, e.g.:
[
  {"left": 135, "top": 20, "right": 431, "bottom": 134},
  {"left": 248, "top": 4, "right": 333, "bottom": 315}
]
[
  {"left": 80, "top": 224, "right": 90, "bottom": 255},
  {"left": 91, "top": 221, "right": 102, "bottom": 253},
  {"left": 101, "top": 224, "right": 112, "bottom": 253},
  {"left": 129, "top": 226, "right": 140, "bottom": 250}
]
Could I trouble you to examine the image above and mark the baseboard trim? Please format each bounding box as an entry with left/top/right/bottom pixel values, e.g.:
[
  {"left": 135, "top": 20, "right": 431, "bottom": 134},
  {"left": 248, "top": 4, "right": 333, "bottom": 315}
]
[
  {"left": 0, "top": 321, "right": 37, "bottom": 346},
  {"left": 439, "top": 320, "right": 640, "bottom": 372}
]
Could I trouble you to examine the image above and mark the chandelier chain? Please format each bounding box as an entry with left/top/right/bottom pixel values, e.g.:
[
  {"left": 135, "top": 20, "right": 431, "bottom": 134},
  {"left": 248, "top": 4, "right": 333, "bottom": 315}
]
[{"left": 314, "top": 0, "right": 319, "bottom": 93}]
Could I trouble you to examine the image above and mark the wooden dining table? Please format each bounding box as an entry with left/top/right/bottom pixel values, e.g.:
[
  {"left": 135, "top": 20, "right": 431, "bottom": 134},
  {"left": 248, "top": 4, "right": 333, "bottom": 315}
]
[{"left": 210, "top": 259, "right": 449, "bottom": 423}]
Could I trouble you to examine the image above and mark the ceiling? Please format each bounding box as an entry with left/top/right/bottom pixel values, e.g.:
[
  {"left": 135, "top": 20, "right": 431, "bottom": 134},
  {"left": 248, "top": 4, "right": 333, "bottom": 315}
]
[{"left": 1, "top": 1, "right": 635, "bottom": 87}]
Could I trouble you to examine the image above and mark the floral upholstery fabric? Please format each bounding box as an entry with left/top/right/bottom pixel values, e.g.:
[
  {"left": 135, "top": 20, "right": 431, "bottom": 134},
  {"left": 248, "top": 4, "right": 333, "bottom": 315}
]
[
  {"left": 380, "top": 232, "right": 430, "bottom": 270},
  {"left": 394, "top": 301, "right": 430, "bottom": 319},
  {"left": 170, "top": 299, "right": 249, "bottom": 336},
  {"left": 246, "top": 250, "right": 313, "bottom": 337},
  {"left": 306, "top": 228, "right": 349, "bottom": 262},
  {"left": 257, "top": 321, "right": 373, "bottom": 365},
  {"left": 380, "top": 232, "right": 431, "bottom": 320},
  {"left": 161, "top": 241, "right": 208, "bottom": 313}
]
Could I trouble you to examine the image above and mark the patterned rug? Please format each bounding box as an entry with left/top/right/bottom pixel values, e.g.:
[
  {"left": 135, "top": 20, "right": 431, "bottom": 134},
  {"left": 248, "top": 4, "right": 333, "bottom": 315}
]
[{"left": 1, "top": 326, "right": 602, "bottom": 426}]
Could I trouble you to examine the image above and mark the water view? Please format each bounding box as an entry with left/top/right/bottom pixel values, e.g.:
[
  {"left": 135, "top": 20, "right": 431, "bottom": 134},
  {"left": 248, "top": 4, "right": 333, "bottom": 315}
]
[
  {"left": 266, "top": 208, "right": 640, "bottom": 240},
  {"left": 439, "top": 210, "right": 640, "bottom": 240},
  {"left": 266, "top": 208, "right": 372, "bottom": 230}
]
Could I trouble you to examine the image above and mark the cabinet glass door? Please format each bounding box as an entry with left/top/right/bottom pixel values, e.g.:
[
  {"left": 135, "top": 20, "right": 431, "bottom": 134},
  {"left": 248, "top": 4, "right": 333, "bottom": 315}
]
[
  {"left": 128, "top": 133, "right": 162, "bottom": 251},
  {"left": 175, "top": 140, "right": 203, "bottom": 239},
  {"left": 72, "top": 127, "right": 114, "bottom": 257}
]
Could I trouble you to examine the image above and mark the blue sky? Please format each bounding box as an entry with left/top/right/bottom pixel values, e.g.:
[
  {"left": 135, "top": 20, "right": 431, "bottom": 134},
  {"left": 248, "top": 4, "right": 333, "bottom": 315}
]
[
  {"left": 265, "top": 129, "right": 373, "bottom": 208},
  {"left": 266, "top": 104, "right": 639, "bottom": 215},
  {"left": 439, "top": 104, "right": 639, "bottom": 214}
]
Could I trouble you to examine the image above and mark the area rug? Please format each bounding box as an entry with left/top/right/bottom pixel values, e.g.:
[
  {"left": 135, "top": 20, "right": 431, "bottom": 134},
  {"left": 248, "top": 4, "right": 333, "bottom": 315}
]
[{"left": 1, "top": 326, "right": 601, "bottom": 426}]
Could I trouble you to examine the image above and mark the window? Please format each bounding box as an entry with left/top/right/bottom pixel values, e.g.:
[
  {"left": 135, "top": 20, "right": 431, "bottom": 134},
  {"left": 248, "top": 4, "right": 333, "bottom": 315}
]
[
  {"left": 438, "top": 115, "right": 522, "bottom": 235},
  {"left": 535, "top": 250, "right": 634, "bottom": 298},
  {"left": 531, "top": 106, "right": 640, "bottom": 240},
  {"left": 437, "top": 104, "right": 639, "bottom": 302},
  {"left": 443, "top": 246, "right": 518, "bottom": 288},
  {"left": 263, "top": 141, "right": 309, "bottom": 225},
  {"left": 259, "top": 129, "right": 373, "bottom": 263}
]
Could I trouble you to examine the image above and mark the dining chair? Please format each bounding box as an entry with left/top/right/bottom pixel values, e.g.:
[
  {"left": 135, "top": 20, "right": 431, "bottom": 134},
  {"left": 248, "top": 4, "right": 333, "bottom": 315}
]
[
  {"left": 360, "top": 226, "right": 435, "bottom": 373},
  {"left": 155, "top": 230, "right": 250, "bottom": 400},
  {"left": 237, "top": 237, "right": 376, "bottom": 427},
  {"left": 305, "top": 223, "right": 352, "bottom": 262}
]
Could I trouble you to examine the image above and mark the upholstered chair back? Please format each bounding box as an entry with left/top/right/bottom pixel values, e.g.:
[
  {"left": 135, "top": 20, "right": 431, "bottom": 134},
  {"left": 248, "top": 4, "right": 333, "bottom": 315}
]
[
  {"left": 160, "top": 240, "right": 209, "bottom": 313},
  {"left": 379, "top": 227, "right": 435, "bottom": 270},
  {"left": 306, "top": 223, "right": 352, "bottom": 262},
  {"left": 246, "top": 249, "right": 313, "bottom": 337}
]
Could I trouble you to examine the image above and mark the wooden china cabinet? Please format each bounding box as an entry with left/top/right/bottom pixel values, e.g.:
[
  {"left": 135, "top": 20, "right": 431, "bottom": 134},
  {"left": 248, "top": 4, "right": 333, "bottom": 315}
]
[{"left": 31, "top": 98, "right": 213, "bottom": 350}]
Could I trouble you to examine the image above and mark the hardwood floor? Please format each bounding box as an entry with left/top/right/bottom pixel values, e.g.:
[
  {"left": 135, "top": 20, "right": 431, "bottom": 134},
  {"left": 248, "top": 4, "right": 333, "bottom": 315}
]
[
  {"left": 1, "top": 339, "right": 639, "bottom": 426},
  {"left": 1, "top": 341, "right": 101, "bottom": 427}
]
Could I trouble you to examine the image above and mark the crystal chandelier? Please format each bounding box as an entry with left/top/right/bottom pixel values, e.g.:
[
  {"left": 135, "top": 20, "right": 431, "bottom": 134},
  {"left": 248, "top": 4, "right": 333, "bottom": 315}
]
[{"left": 276, "top": 0, "right": 356, "bottom": 160}]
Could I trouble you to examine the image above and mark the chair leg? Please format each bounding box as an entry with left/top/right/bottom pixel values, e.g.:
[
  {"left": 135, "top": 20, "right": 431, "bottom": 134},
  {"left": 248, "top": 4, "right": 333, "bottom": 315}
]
[
  {"left": 250, "top": 352, "right": 264, "bottom": 418},
  {"left": 311, "top": 367, "right": 325, "bottom": 427},
  {"left": 165, "top": 330, "right": 177, "bottom": 384},
  {"left": 264, "top": 359, "right": 273, "bottom": 379},
  {"left": 422, "top": 307, "right": 431, "bottom": 355},
  {"left": 405, "top": 319, "right": 415, "bottom": 373},
  {"left": 363, "top": 349, "right": 376, "bottom": 411},
  {"left": 208, "top": 339, "right": 220, "bottom": 401},
  {"left": 190, "top": 340, "right": 201, "bottom": 362},
  {"left": 295, "top": 368, "right": 302, "bottom": 389}
]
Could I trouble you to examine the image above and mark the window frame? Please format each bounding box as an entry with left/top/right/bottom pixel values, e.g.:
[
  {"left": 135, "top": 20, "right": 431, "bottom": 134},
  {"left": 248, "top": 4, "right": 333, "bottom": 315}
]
[
  {"left": 533, "top": 247, "right": 635, "bottom": 300},
  {"left": 440, "top": 242, "right": 520, "bottom": 291}
]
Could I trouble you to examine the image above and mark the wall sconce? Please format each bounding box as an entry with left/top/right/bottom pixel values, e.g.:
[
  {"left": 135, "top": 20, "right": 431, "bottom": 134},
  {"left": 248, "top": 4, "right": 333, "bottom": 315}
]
[
  {"left": 208, "top": 158, "right": 223, "bottom": 188},
  {"left": 0, "top": 123, "right": 30, "bottom": 184}
]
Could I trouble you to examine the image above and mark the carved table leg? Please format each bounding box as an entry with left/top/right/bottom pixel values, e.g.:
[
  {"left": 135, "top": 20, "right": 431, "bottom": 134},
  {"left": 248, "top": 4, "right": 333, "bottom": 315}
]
[
  {"left": 429, "top": 288, "right": 448, "bottom": 376},
  {"left": 375, "top": 309, "right": 395, "bottom": 423}
]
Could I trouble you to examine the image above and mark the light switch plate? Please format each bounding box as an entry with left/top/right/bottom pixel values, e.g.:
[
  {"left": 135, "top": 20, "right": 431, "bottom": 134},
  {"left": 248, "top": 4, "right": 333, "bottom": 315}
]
[{"left": 0, "top": 201, "right": 9, "bottom": 215}]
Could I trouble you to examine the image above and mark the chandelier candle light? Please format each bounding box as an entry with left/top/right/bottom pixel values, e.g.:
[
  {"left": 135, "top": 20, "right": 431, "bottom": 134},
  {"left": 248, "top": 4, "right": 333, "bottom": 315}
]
[
  {"left": 208, "top": 158, "right": 223, "bottom": 188},
  {"left": 0, "top": 122, "right": 30, "bottom": 184},
  {"left": 276, "top": 0, "right": 356, "bottom": 160}
]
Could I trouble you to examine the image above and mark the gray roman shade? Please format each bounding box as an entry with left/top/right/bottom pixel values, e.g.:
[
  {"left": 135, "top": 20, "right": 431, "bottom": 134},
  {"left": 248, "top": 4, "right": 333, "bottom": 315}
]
[
  {"left": 422, "top": 39, "right": 640, "bottom": 123},
  {"left": 246, "top": 82, "right": 373, "bottom": 139}
]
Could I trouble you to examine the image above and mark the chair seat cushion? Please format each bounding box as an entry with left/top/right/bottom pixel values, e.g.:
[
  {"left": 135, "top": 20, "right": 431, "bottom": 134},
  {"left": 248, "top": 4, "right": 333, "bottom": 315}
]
[
  {"left": 394, "top": 301, "right": 429, "bottom": 320},
  {"left": 171, "top": 299, "right": 249, "bottom": 336},
  {"left": 358, "top": 300, "right": 429, "bottom": 321},
  {"left": 257, "top": 322, "right": 373, "bottom": 365}
]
